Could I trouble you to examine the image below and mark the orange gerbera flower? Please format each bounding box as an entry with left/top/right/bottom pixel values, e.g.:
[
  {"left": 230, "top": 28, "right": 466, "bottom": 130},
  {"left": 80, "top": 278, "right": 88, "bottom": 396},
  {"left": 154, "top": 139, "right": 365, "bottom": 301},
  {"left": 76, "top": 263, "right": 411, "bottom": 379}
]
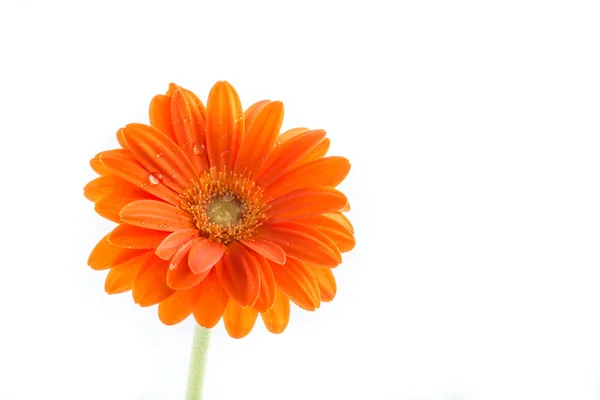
[{"left": 84, "top": 81, "right": 354, "bottom": 338}]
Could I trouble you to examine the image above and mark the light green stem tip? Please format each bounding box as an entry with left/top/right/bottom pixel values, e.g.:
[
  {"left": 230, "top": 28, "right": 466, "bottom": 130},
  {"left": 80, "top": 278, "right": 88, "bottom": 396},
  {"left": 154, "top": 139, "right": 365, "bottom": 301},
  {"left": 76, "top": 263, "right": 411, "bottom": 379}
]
[{"left": 185, "top": 324, "right": 211, "bottom": 400}]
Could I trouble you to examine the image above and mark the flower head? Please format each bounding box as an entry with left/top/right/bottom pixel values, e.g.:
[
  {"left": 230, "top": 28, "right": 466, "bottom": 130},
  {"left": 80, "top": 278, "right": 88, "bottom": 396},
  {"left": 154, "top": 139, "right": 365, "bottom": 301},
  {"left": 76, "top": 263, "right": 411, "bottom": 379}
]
[{"left": 84, "top": 81, "right": 354, "bottom": 338}]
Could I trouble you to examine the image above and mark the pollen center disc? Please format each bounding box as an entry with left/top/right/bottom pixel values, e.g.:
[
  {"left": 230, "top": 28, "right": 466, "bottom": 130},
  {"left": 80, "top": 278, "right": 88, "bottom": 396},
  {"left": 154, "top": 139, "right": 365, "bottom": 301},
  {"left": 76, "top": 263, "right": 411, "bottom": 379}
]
[{"left": 206, "top": 196, "right": 242, "bottom": 227}]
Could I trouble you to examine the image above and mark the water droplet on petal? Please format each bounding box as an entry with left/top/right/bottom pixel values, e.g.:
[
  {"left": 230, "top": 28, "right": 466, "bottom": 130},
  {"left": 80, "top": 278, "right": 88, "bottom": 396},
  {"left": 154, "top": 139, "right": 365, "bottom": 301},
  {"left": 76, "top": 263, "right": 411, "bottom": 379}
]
[
  {"left": 155, "top": 152, "right": 163, "bottom": 158},
  {"left": 169, "top": 263, "right": 177, "bottom": 270},
  {"left": 149, "top": 173, "right": 163, "bottom": 185},
  {"left": 193, "top": 142, "right": 206, "bottom": 155}
]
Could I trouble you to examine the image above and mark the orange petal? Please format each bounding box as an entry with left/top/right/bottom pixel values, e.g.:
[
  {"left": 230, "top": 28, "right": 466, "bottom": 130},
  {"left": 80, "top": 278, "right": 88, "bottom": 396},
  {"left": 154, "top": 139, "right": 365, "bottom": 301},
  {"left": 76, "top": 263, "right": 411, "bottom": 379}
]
[
  {"left": 116, "top": 128, "right": 128, "bottom": 150},
  {"left": 296, "top": 138, "right": 330, "bottom": 167},
  {"left": 234, "top": 101, "right": 284, "bottom": 176},
  {"left": 260, "top": 289, "right": 291, "bottom": 334},
  {"left": 158, "top": 289, "right": 193, "bottom": 325},
  {"left": 325, "top": 211, "right": 354, "bottom": 234},
  {"left": 165, "top": 82, "right": 179, "bottom": 97},
  {"left": 295, "top": 214, "right": 356, "bottom": 253},
  {"left": 107, "top": 224, "right": 169, "bottom": 249},
  {"left": 308, "top": 265, "right": 337, "bottom": 302},
  {"left": 223, "top": 300, "right": 259, "bottom": 339},
  {"left": 167, "top": 245, "right": 211, "bottom": 290},
  {"left": 105, "top": 251, "right": 154, "bottom": 294},
  {"left": 255, "top": 222, "right": 342, "bottom": 268},
  {"left": 239, "top": 238, "right": 286, "bottom": 265},
  {"left": 99, "top": 149, "right": 180, "bottom": 205},
  {"left": 170, "top": 87, "right": 210, "bottom": 174},
  {"left": 88, "top": 234, "right": 146, "bottom": 271},
  {"left": 120, "top": 200, "right": 195, "bottom": 232},
  {"left": 340, "top": 202, "right": 351, "bottom": 212},
  {"left": 149, "top": 94, "right": 177, "bottom": 142},
  {"left": 262, "top": 156, "right": 350, "bottom": 200},
  {"left": 191, "top": 268, "right": 229, "bottom": 328},
  {"left": 249, "top": 252, "right": 276, "bottom": 312},
  {"left": 266, "top": 187, "right": 348, "bottom": 224},
  {"left": 132, "top": 254, "right": 175, "bottom": 307},
  {"left": 188, "top": 238, "right": 225, "bottom": 275},
  {"left": 84, "top": 175, "right": 135, "bottom": 202},
  {"left": 168, "top": 237, "right": 196, "bottom": 269},
  {"left": 270, "top": 258, "right": 320, "bottom": 311},
  {"left": 123, "top": 123, "right": 197, "bottom": 193},
  {"left": 244, "top": 100, "right": 271, "bottom": 130},
  {"left": 205, "top": 81, "right": 244, "bottom": 171},
  {"left": 275, "top": 127, "right": 309, "bottom": 145},
  {"left": 90, "top": 155, "right": 111, "bottom": 176},
  {"left": 216, "top": 242, "right": 260, "bottom": 307},
  {"left": 94, "top": 189, "right": 152, "bottom": 223},
  {"left": 155, "top": 228, "right": 200, "bottom": 260},
  {"left": 255, "top": 129, "right": 326, "bottom": 187}
]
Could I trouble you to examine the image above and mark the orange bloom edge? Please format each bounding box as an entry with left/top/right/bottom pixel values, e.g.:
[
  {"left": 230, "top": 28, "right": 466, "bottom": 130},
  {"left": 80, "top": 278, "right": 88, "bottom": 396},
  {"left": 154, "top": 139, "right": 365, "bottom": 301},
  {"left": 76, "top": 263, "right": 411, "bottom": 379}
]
[{"left": 84, "top": 81, "right": 355, "bottom": 338}]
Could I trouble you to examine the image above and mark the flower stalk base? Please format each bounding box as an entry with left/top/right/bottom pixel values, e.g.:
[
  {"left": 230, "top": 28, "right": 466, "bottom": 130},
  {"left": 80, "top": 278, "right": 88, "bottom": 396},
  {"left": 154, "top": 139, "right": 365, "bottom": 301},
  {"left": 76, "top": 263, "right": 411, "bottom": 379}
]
[{"left": 186, "top": 324, "right": 211, "bottom": 400}]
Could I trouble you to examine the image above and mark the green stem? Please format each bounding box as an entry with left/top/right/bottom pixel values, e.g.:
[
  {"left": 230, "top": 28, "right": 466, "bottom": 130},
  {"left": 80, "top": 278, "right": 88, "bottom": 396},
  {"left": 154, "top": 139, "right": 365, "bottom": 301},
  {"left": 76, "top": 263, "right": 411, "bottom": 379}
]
[{"left": 185, "top": 324, "right": 211, "bottom": 400}]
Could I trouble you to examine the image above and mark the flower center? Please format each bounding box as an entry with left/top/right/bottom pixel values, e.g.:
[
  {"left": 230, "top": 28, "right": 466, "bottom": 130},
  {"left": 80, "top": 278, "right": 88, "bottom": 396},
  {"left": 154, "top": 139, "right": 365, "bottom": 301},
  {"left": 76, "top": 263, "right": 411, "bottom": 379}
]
[
  {"left": 181, "top": 168, "right": 268, "bottom": 244},
  {"left": 206, "top": 196, "right": 241, "bottom": 227}
]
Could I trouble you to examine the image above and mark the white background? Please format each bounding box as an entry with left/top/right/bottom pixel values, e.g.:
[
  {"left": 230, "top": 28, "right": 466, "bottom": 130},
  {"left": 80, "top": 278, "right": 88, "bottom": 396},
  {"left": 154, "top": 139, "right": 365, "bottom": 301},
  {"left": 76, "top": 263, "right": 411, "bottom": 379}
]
[{"left": 1, "top": 0, "right": 599, "bottom": 399}]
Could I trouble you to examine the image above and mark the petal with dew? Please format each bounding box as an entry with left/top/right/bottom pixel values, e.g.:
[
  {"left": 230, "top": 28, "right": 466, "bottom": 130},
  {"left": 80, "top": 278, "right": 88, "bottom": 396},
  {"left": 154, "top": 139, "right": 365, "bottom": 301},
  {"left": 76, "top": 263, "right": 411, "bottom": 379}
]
[
  {"left": 155, "top": 228, "right": 200, "bottom": 260},
  {"left": 123, "top": 123, "right": 197, "bottom": 193},
  {"left": 261, "top": 289, "right": 291, "bottom": 334},
  {"left": 249, "top": 251, "right": 276, "bottom": 312},
  {"left": 105, "top": 251, "right": 154, "bottom": 294},
  {"left": 188, "top": 238, "right": 225, "bottom": 275},
  {"left": 216, "top": 242, "right": 260, "bottom": 307},
  {"left": 149, "top": 94, "right": 176, "bottom": 142},
  {"left": 255, "top": 222, "right": 342, "bottom": 268},
  {"left": 108, "top": 224, "right": 169, "bottom": 249},
  {"left": 99, "top": 150, "right": 180, "bottom": 205},
  {"left": 308, "top": 265, "right": 337, "bottom": 302},
  {"left": 167, "top": 245, "right": 211, "bottom": 290},
  {"left": 223, "top": 300, "right": 259, "bottom": 339},
  {"left": 88, "top": 234, "right": 146, "bottom": 271},
  {"left": 158, "top": 289, "right": 193, "bottom": 325},
  {"left": 266, "top": 187, "right": 348, "bottom": 224},
  {"left": 132, "top": 254, "right": 174, "bottom": 307},
  {"left": 262, "top": 156, "right": 350, "bottom": 200},
  {"left": 240, "top": 238, "right": 286, "bottom": 265},
  {"left": 295, "top": 214, "right": 356, "bottom": 253},
  {"left": 270, "top": 258, "right": 320, "bottom": 311},
  {"left": 165, "top": 233, "right": 197, "bottom": 270},
  {"left": 256, "top": 129, "right": 326, "bottom": 186},
  {"left": 120, "top": 200, "right": 195, "bottom": 232},
  {"left": 235, "top": 101, "right": 284, "bottom": 175},
  {"left": 170, "top": 87, "right": 210, "bottom": 174},
  {"left": 191, "top": 268, "right": 229, "bottom": 328},
  {"left": 205, "top": 81, "right": 244, "bottom": 171}
]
